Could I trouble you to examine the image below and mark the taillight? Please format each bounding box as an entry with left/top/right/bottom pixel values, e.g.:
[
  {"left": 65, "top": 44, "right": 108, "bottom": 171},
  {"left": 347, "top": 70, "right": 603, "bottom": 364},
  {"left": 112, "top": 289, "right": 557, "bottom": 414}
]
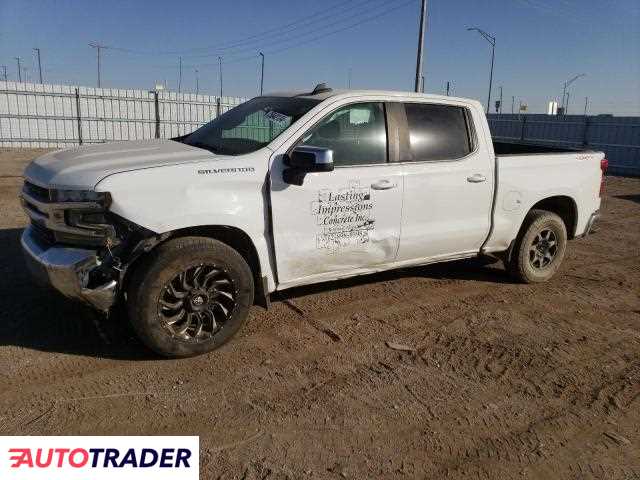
[{"left": 599, "top": 158, "right": 608, "bottom": 197}]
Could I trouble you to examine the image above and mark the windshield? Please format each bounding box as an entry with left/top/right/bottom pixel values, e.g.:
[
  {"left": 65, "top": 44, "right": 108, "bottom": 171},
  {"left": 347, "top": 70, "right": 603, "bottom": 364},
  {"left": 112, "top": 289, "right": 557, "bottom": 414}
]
[{"left": 180, "top": 96, "right": 321, "bottom": 155}]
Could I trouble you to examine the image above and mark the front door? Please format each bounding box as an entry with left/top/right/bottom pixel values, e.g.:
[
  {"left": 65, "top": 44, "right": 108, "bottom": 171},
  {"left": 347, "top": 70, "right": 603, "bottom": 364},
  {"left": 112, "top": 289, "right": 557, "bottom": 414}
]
[{"left": 270, "top": 102, "right": 403, "bottom": 287}]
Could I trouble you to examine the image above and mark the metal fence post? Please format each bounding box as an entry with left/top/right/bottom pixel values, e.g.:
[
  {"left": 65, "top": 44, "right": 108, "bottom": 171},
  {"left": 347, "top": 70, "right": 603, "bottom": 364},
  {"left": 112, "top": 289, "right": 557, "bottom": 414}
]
[
  {"left": 75, "top": 88, "right": 83, "bottom": 145},
  {"left": 520, "top": 115, "right": 527, "bottom": 141},
  {"left": 216, "top": 97, "right": 221, "bottom": 117},
  {"left": 154, "top": 91, "right": 160, "bottom": 139}
]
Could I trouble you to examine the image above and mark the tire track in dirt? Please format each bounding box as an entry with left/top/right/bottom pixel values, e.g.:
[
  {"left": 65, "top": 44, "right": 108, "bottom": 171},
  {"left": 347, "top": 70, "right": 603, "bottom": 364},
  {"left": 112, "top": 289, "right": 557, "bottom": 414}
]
[{"left": 2, "top": 152, "right": 640, "bottom": 479}]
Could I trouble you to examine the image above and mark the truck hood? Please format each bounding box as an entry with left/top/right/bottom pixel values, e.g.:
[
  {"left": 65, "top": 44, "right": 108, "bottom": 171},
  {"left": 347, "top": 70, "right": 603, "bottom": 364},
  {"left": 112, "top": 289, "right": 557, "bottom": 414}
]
[{"left": 24, "top": 139, "right": 217, "bottom": 189}]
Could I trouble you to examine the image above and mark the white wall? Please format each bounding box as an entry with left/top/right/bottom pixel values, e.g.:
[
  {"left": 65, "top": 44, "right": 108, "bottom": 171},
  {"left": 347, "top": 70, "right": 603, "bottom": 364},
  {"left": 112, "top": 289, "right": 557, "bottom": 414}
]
[{"left": 0, "top": 81, "right": 246, "bottom": 148}]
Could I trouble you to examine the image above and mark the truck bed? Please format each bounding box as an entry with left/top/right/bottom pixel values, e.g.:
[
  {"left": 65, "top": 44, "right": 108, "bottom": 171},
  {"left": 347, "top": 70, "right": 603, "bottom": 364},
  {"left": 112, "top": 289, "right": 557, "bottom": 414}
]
[{"left": 493, "top": 140, "right": 585, "bottom": 156}]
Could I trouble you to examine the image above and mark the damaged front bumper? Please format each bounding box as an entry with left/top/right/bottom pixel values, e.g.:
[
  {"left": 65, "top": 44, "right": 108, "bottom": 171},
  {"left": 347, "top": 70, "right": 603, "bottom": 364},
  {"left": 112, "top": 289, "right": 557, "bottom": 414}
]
[{"left": 21, "top": 226, "right": 117, "bottom": 312}]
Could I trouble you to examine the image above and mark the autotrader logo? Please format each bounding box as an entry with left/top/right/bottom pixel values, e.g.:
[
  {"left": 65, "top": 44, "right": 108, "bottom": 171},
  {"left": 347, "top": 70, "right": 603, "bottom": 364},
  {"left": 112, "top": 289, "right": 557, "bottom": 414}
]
[{"left": 1, "top": 436, "right": 199, "bottom": 480}]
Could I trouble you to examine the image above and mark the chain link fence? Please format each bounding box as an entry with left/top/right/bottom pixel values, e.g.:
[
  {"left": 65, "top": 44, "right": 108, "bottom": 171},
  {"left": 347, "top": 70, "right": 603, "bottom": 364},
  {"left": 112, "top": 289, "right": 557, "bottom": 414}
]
[{"left": 0, "top": 81, "right": 247, "bottom": 148}]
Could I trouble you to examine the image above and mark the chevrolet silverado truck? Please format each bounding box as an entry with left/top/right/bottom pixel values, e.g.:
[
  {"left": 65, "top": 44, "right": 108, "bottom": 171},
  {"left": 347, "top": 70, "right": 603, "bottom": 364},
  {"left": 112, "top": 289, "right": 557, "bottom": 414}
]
[{"left": 20, "top": 84, "right": 607, "bottom": 357}]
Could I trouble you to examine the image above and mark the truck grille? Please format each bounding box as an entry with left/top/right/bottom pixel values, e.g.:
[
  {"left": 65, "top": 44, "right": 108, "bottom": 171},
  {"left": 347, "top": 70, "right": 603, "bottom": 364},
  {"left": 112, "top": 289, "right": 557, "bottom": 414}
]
[
  {"left": 30, "top": 220, "right": 55, "bottom": 246},
  {"left": 23, "top": 181, "right": 51, "bottom": 203}
]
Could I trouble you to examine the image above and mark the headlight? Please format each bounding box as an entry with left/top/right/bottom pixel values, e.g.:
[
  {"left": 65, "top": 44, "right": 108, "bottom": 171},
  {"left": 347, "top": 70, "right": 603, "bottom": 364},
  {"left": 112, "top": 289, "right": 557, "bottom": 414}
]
[{"left": 53, "top": 189, "right": 111, "bottom": 205}]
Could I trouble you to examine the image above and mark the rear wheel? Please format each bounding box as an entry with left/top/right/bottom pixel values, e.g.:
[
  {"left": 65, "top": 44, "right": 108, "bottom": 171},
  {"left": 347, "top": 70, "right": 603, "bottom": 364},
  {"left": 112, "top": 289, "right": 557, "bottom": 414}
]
[
  {"left": 127, "top": 236, "right": 254, "bottom": 357},
  {"left": 507, "top": 209, "right": 567, "bottom": 283}
]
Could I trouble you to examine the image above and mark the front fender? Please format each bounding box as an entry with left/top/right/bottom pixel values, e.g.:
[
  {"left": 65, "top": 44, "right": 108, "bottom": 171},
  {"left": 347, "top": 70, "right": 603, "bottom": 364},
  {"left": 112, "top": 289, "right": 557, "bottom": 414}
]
[{"left": 95, "top": 153, "right": 275, "bottom": 290}]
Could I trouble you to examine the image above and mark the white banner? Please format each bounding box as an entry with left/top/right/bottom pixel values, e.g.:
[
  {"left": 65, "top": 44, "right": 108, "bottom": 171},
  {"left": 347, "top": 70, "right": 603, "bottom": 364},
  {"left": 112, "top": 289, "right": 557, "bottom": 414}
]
[{"left": 0, "top": 436, "right": 199, "bottom": 480}]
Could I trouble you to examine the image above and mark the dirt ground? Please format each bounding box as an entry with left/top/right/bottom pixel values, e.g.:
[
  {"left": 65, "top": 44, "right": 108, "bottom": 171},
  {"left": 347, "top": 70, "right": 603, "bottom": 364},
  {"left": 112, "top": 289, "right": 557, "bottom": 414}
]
[{"left": 0, "top": 147, "right": 638, "bottom": 479}]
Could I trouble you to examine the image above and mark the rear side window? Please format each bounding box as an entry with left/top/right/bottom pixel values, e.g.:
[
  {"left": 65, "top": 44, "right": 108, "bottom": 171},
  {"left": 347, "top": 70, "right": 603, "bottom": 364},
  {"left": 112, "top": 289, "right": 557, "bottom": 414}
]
[{"left": 403, "top": 103, "right": 473, "bottom": 161}]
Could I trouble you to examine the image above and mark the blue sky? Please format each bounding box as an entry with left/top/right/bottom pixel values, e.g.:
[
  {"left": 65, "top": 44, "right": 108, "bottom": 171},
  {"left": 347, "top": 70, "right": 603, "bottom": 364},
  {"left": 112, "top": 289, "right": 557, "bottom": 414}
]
[{"left": 1, "top": 0, "right": 638, "bottom": 115}]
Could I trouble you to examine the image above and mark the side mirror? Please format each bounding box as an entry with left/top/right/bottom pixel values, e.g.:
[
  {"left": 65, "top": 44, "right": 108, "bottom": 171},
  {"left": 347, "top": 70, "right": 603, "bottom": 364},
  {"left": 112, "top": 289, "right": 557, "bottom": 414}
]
[{"left": 283, "top": 146, "right": 334, "bottom": 185}]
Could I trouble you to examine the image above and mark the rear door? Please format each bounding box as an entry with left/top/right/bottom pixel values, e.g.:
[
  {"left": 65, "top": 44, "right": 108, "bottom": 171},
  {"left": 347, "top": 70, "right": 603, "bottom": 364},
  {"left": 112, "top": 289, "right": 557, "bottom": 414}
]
[
  {"left": 395, "top": 101, "right": 494, "bottom": 261},
  {"left": 269, "top": 101, "right": 404, "bottom": 287}
]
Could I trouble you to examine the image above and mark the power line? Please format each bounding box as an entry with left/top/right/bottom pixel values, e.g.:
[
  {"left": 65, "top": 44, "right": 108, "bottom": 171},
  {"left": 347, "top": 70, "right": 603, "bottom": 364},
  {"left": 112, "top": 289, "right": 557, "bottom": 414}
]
[
  {"left": 103, "top": 0, "right": 375, "bottom": 57},
  {"left": 183, "top": 0, "right": 385, "bottom": 57},
  {"left": 191, "top": 0, "right": 411, "bottom": 60},
  {"left": 197, "top": 0, "right": 417, "bottom": 67},
  {"left": 96, "top": 0, "right": 407, "bottom": 61}
]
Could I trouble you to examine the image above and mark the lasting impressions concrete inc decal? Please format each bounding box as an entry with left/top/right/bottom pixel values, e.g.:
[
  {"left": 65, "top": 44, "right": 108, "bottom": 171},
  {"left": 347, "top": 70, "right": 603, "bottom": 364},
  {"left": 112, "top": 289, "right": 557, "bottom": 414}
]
[{"left": 311, "top": 180, "right": 375, "bottom": 252}]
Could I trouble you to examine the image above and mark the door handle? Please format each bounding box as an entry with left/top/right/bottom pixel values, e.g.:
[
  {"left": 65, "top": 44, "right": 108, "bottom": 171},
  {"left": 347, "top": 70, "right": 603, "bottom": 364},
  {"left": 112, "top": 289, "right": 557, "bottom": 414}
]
[
  {"left": 371, "top": 179, "right": 397, "bottom": 190},
  {"left": 467, "top": 174, "right": 487, "bottom": 183}
]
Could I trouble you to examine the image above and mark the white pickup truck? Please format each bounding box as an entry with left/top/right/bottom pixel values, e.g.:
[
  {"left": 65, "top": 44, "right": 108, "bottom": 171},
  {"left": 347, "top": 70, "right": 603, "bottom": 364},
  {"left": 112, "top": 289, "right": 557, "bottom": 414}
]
[{"left": 21, "top": 84, "right": 607, "bottom": 357}]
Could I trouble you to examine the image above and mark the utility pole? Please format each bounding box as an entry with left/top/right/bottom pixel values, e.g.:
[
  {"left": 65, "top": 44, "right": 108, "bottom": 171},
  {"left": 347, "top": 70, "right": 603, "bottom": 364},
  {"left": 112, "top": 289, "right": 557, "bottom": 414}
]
[
  {"left": 414, "top": 0, "right": 427, "bottom": 92},
  {"left": 218, "top": 56, "right": 223, "bottom": 98},
  {"left": 195, "top": 68, "right": 199, "bottom": 95},
  {"left": 499, "top": 86, "right": 503, "bottom": 113},
  {"left": 14, "top": 57, "right": 21, "bottom": 82},
  {"left": 259, "top": 52, "right": 265, "bottom": 95},
  {"left": 467, "top": 27, "right": 496, "bottom": 112},
  {"left": 88, "top": 43, "right": 106, "bottom": 88},
  {"left": 178, "top": 57, "right": 182, "bottom": 93},
  {"left": 33, "top": 47, "right": 43, "bottom": 83},
  {"left": 347, "top": 68, "right": 352, "bottom": 88},
  {"left": 511, "top": 95, "right": 515, "bottom": 114},
  {"left": 1, "top": 66, "right": 7, "bottom": 81}
]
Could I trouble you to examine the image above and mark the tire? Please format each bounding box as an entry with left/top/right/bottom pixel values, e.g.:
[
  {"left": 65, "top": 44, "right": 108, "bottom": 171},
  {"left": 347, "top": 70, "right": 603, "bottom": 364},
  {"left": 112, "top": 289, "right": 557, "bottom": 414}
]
[
  {"left": 506, "top": 209, "right": 567, "bottom": 283},
  {"left": 127, "top": 236, "right": 254, "bottom": 357}
]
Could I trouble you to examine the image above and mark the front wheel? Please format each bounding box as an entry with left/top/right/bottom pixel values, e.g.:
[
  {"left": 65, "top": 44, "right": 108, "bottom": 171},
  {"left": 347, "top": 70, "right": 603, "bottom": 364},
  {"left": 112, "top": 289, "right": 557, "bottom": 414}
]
[
  {"left": 506, "top": 209, "right": 568, "bottom": 283},
  {"left": 127, "top": 236, "right": 254, "bottom": 357}
]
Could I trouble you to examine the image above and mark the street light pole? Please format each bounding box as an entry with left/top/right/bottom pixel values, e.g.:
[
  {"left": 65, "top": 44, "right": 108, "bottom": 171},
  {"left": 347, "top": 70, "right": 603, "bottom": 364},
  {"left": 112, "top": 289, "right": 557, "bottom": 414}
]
[
  {"left": 33, "top": 47, "right": 43, "bottom": 83},
  {"left": 414, "top": 0, "right": 427, "bottom": 92},
  {"left": 259, "top": 52, "right": 264, "bottom": 95},
  {"left": 195, "top": 68, "right": 199, "bottom": 95},
  {"left": 467, "top": 27, "right": 496, "bottom": 112},
  {"left": 561, "top": 73, "right": 585, "bottom": 114},
  {"left": 178, "top": 57, "right": 182, "bottom": 93},
  {"left": 14, "top": 57, "right": 21, "bottom": 82}
]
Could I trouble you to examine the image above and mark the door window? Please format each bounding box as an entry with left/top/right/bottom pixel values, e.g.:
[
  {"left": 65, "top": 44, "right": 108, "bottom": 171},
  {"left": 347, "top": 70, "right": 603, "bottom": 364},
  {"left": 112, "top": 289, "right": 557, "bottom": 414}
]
[
  {"left": 403, "top": 103, "right": 473, "bottom": 161},
  {"left": 298, "top": 102, "right": 387, "bottom": 166}
]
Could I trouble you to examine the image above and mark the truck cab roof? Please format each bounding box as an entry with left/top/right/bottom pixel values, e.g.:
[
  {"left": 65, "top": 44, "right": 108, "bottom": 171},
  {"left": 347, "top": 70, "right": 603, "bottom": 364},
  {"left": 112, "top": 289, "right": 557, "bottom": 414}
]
[{"left": 262, "top": 85, "right": 475, "bottom": 105}]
